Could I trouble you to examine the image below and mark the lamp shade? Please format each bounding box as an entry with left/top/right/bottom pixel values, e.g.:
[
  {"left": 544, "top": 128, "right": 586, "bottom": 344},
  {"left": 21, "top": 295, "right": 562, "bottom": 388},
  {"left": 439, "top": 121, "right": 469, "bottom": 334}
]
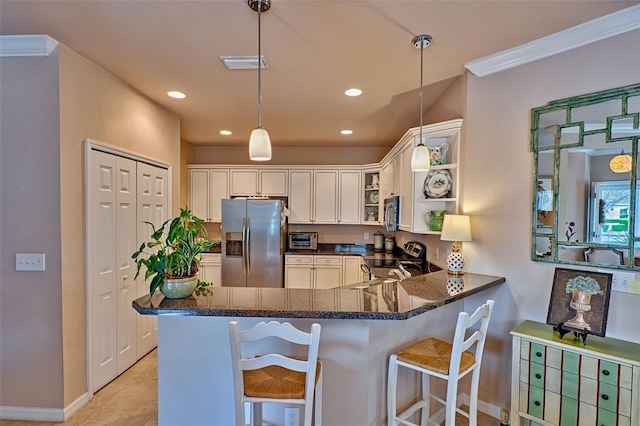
[
  {"left": 609, "top": 153, "right": 632, "bottom": 173},
  {"left": 249, "top": 128, "right": 272, "bottom": 161},
  {"left": 411, "top": 142, "right": 431, "bottom": 171},
  {"left": 440, "top": 214, "right": 472, "bottom": 242}
]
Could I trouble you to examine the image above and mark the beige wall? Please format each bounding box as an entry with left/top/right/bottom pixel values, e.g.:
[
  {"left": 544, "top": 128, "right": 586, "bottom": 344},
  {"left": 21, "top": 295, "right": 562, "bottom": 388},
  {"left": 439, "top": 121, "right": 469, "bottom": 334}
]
[
  {"left": 460, "top": 29, "right": 640, "bottom": 408},
  {"left": 0, "top": 44, "right": 181, "bottom": 410},
  {"left": 1, "top": 52, "right": 64, "bottom": 409}
]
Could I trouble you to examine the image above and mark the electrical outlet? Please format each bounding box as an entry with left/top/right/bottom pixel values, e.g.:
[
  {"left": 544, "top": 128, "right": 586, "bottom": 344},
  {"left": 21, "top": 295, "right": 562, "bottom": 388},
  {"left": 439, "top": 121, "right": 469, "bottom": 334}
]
[
  {"left": 285, "top": 407, "right": 299, "bottom": 426},
  {"left": 599, "top": 269, "right": 635, "bottom": 293},
  {"left": 16, "top": 253, "right": 46, "bottom": 271},
  {"left": 364, "top": 232, "right": 369, "bottom": 240},
  {"left": 500, "top": 407, "right": 510, "bottom": 424}
]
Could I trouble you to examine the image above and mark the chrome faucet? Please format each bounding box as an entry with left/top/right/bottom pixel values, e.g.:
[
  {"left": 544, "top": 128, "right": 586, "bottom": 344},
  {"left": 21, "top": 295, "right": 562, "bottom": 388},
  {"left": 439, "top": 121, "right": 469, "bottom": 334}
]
[{"left": 387, "top": 269, "right": 406, "bottom": 281}]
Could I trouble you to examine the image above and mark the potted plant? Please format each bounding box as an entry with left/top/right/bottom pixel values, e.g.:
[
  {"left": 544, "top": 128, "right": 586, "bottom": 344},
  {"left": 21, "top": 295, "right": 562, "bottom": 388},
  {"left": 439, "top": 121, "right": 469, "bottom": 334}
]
[{"left": 133, "top": 207, "right": 220, "bottom": 298}]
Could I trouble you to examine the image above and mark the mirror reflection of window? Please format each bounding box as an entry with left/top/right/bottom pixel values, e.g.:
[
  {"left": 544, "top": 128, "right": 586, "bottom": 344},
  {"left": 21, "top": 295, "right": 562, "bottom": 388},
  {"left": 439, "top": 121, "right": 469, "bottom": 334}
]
[{"left": 589, "top": 181, "right": 633, "bottom": 245}]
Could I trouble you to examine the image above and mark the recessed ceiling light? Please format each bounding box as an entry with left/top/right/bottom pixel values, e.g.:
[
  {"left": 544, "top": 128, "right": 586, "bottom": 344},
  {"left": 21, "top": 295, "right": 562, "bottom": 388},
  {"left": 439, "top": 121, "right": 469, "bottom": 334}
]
[
  {"left": 341, "top": 130, "right": 353, "bottom": 135},
  {"left": 220, "top": 130, "right": 232, "bottom": 136},
  {"left": 344, "top": 88, "right": 362, "bottom": 97},
  {"left": 167, "top": 91, "right": 186, "bottom": 99}
]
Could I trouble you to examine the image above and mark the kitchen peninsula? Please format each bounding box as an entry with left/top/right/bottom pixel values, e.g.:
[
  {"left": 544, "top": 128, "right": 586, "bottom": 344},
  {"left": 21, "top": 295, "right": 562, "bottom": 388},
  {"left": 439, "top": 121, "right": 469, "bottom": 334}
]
[{"left": 133, "top": 271, "right": 504, "bottom": 426}]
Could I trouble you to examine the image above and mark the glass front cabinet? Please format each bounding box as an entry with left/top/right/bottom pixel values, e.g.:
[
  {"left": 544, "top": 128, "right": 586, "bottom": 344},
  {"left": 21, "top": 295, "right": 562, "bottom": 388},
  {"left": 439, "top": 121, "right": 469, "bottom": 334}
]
[{"left": 362, "top": 168, "right": 381, "bottom": 225}]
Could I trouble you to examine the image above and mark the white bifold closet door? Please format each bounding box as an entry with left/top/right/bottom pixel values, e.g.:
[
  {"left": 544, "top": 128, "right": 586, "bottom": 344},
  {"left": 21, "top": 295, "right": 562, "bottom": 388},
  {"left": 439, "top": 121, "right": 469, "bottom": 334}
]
[
  {"left": 135, "top": 162, "right": 169, "bottom": 358},
  {"left": 89, "top": 148, "right": 168, "bottom": 393}
]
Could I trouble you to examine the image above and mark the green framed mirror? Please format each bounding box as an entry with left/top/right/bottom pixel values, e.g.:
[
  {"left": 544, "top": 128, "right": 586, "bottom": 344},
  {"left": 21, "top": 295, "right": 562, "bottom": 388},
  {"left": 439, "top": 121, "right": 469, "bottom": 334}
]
[{"left": 531, "top": 83, "right": 640, "bottom": 270}]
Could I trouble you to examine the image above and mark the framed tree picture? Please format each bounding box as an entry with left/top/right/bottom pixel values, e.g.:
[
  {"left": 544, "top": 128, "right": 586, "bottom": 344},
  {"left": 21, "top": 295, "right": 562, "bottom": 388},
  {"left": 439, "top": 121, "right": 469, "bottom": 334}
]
[{"left": 546, "top": 268, "right": 613, "bottom": 341}]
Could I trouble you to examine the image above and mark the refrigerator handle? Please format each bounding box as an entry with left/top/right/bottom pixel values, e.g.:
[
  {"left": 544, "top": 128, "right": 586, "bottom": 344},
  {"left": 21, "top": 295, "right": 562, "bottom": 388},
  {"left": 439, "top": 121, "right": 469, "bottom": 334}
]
[
  {"left": 384, "top": 203, "right": 390, "bottom": 231},
  {"left": 245, "top": 217, "right": 251, "bottom": 274},
  {"left": 242, "top": 217, "right": 248, "bottom": 274}
]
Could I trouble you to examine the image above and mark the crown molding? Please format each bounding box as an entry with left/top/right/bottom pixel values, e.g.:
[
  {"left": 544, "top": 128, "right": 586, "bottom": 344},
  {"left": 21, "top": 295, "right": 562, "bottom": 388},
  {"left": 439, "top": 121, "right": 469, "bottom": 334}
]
[
  {"left": 465, "top": 4, "right": 640, "bottom": 77},
  {"left": 0, "top": 35, "right": 59, "bottom": 57}
]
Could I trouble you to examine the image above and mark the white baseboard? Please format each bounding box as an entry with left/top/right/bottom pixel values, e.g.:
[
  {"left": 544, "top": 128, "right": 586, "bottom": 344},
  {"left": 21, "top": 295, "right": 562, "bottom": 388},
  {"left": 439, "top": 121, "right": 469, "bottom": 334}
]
[{"left": 0, "top": 392, "right": 89, "bottom": 422}]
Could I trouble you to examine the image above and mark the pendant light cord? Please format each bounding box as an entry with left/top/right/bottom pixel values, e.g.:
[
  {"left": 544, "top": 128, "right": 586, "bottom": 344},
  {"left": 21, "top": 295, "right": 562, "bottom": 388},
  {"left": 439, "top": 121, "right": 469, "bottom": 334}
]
[
  {"left": 419, "top": 39, "right": 424, "bottom": 145},
  {"left": 257, "top": 0, "right": 263, "bottom": 129}
]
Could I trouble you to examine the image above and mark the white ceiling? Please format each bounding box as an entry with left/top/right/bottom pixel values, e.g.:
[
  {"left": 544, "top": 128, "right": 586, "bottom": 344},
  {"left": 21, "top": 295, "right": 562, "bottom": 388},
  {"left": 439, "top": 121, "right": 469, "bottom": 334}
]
[{"left": 1, "top": 0, "right": 637, "bottom": 148}]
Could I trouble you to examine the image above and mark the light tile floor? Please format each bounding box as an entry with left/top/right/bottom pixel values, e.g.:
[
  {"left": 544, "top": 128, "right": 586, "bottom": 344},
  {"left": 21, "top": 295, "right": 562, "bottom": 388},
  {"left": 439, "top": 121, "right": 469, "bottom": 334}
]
[
  {"left": 1, "top": 348, "right": 500, "bottom": 425},
  {"left": 1, "top": 349, "right": 158, "bottom": 426}
]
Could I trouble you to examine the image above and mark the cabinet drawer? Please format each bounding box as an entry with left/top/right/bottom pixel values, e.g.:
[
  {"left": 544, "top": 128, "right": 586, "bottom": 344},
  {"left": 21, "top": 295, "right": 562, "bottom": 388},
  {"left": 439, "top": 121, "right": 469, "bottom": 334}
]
[
  {"left": 562, "top": 371, "right": 579, "bottom": 400},
  {"left": 528, "top": 385, "right": 544, "bottom": 419},
  {"left": 597, "top": 407, "right": 617, "bottom": 426},
  {"left": 599, "top": 360, "right": 618, "bottom": 386},
  {"left": 560, "top": 395, "right": 578, "bottom": 426},
  {"left": 529, "top": 362, "right": 545, "bottom": 388},
  {"left": 286, "top": 256, "right": 313, "bottom": 265},
  {"left": 563, "top": 350, "right": 580, "bottom": 375},
  {"left": 314, "top": 256, "right": 342, "bottom": 265},
  {"left": 598, "top": 382, "right": 618, "bottom": 413},
  {"left": 530, "top": 342, "right": 546, "bottom": 365}
]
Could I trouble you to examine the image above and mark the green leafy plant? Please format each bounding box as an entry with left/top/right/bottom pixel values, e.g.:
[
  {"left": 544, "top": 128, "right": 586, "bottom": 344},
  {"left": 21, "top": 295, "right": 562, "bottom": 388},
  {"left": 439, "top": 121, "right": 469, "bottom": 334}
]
[
  {"left": 565, "top": 275, "right": 603, "bottom": 295},
  {"left": 132, "top": 207, "right": 220, "bottom": 296}
]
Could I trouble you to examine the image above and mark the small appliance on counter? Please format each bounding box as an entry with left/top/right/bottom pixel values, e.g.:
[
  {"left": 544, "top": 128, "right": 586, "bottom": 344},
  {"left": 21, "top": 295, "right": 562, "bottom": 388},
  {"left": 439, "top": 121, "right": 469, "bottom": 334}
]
[{"left": 288, "top": 231, "right": 318, "bottom": 251}]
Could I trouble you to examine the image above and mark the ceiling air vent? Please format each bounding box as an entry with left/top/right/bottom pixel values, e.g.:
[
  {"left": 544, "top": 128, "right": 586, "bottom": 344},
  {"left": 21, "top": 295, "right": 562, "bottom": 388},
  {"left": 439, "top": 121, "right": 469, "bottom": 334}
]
[{"left": 219, "top": 56, "right": 269, "bottom": 70}]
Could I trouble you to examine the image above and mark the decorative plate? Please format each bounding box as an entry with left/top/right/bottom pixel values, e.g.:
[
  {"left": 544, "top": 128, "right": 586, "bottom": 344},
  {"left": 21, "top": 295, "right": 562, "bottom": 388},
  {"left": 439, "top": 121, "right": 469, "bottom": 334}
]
[
  {"left": 369, "top": 191, "right": 379, "bottom": 203},
  {"left": 423, "top": 170, "right": 452, "bottom": 198}
]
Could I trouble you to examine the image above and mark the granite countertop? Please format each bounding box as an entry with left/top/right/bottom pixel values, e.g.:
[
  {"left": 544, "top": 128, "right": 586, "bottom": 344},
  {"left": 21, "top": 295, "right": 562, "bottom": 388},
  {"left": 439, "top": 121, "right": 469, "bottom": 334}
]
[{"left": 132, "top": 270, "right": 504, "bottom": 320}]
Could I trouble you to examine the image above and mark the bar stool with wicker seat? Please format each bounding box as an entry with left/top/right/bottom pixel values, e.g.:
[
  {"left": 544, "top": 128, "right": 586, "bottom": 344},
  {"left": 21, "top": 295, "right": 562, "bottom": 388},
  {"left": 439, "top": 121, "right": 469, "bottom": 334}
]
[
  {"left": 228, "top": 320, "right": 323, "bottom": 426},
  {"left": 387, "top": 299, "right": 494, "bottom": 426}
]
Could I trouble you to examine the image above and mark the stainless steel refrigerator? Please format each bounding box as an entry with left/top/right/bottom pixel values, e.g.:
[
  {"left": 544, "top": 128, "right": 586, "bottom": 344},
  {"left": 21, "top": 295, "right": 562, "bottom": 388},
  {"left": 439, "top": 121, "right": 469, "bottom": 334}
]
[{"left": 221, "top": 198, "right": 287, "bottom": 287}]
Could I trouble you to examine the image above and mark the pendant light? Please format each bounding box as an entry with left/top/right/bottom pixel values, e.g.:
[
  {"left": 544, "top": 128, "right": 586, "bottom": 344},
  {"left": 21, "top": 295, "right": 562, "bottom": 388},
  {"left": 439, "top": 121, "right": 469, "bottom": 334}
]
[
  {"left": 248, "top": 0, "right": 272, "bottom": 161},
  {"left": 609, "top": 150, "right": 632, "bottom": 173},
  {"left": 410, "top": 34, "right": 432, "bottom": 172}
]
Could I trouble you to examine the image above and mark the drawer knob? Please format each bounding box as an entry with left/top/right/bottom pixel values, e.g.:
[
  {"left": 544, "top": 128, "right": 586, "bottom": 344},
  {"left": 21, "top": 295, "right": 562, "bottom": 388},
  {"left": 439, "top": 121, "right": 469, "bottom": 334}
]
[
  {"left": 601, "top": 394, "right": 609, "bottom": 401},
  {"left": 602, "top": 370, "right": 610, "bottom": 376},
  {"left": 535, "top": 352, "right": 542, "bottom": 357},
  {"left": 535, "top": 373, "right": 542, "bottom": 379},
  {"left": 534, "top": 401, "right": 541, "bottom": 406}
]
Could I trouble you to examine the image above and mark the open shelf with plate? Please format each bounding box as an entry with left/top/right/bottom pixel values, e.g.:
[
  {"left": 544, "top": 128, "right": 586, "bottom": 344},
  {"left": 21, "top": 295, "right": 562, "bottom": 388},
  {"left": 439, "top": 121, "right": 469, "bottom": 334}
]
[
  {"left": 362, "top": 169, "right": 381, "bottom": 224},
  {"left": 410, "top": 122, "right": 462, "bottom": 234}
]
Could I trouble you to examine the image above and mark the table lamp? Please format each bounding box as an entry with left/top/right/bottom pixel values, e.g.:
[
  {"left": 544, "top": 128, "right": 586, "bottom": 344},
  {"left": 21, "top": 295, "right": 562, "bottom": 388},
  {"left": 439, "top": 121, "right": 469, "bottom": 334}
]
[{"left": 440, "top": 214, "right": 472, "bottom": 276}]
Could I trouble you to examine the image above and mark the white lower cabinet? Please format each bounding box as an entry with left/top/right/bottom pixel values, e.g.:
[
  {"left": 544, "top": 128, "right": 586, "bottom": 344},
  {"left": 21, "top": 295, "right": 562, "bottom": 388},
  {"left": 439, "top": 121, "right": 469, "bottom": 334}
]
[
  {"left": 285, "top": 255, "right": 347, "bottom": 289},
  {"left": 343, "top": 256, "right": 366, "bottom": 285},
  {"left": 200, "top": 253, "right": 221, "bottom": 287}
]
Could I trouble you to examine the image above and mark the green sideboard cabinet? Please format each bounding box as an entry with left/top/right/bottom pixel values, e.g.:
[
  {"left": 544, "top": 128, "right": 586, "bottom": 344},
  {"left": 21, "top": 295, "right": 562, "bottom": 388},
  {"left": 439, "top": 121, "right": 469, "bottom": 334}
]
[{"left": 511, "top": 321, "right": 640, "bottom": 426}]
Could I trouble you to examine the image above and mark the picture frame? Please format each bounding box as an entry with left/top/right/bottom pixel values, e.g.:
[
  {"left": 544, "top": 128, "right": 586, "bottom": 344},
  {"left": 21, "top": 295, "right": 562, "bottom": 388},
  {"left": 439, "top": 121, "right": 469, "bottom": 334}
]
[{"left": 546, "top": 267, "right": 612, "bottom": 339}]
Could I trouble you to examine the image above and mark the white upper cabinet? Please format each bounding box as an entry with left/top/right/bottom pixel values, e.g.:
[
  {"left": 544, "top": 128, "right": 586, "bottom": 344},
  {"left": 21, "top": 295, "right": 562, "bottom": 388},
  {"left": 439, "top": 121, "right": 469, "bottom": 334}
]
[
  {"left": 229, "top": 169, "right": 288, "bottom": 196},
  {"left": 338, "top": 170, "right": 361, "bottom": 224},
  {"left": 189, "top": 168, "right": 229, "bottom": 222},
  {"left": 289, "top": 169, "right": 344, "bottom": 224},
  {"left": 186, "top": 118, "right": 463, "bottom": 230},
  {"left": 312, "top": 170, "right": 338, "bottom": 224},
  {"left": 289, "top": 170, "right": 313, "bottom": 223}
]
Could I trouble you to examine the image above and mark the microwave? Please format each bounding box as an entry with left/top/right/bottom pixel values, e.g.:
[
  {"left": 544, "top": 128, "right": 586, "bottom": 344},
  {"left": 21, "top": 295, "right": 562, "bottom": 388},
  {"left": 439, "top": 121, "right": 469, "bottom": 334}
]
[
  {"left": 384, "top": 196, "right": 399, "bottom": 231},
  {"left": 288, "top": 232, "right": 318, "bottom": 251}
]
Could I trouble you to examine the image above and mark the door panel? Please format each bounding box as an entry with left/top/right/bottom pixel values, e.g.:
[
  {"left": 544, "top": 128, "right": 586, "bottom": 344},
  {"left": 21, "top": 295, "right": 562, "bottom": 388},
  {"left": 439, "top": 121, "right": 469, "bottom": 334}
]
[
  {"left": 136, "top": 162, "right": 168, "bottom": 358},
  {"left": 116, "top": 157, "right": 137, "bottom": 374},
  {"left": 90, "top": 150, "right": 118, "bottom": 391},
  {"left": 222, "top": 199, "right": 247, "bottom": 287}
]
